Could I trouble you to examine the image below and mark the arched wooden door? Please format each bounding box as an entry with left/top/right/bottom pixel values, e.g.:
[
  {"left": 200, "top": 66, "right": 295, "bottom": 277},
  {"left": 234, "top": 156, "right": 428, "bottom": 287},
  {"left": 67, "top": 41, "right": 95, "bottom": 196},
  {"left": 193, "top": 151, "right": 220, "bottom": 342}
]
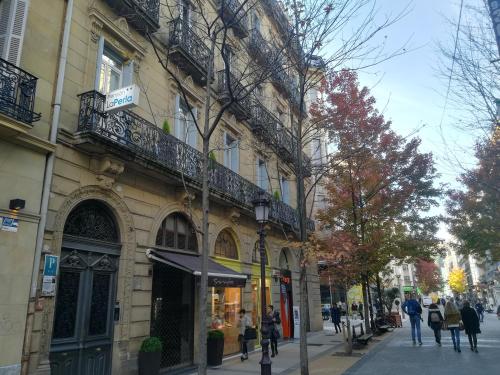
[{"left": 50, "top": 200, "right": 121, "bottom": 375}]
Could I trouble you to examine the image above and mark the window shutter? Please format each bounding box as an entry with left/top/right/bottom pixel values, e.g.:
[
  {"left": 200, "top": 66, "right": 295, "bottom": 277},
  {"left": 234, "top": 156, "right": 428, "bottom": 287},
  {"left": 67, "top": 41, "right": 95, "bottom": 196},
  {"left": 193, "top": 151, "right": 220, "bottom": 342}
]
[
  {"left": 223, "top": 132, "right": 230, "bottom": 168},
  {"left": 94, "top": 36, "right": 104, "bottom": 90},
  {"left": 187, "top": 107, "right": 197, "bottom": 147},
  {"left": 232, "top": 139, "right": 239, "bottom": 173},
  {"left": 122, "top": 60, "right": 134, "bottom": 86},
  {"left": 174, "top": 95, "right": 181, "bottom": 139},
  {"left": 0, "top": 0, "right": 29, "bottom": 66}
]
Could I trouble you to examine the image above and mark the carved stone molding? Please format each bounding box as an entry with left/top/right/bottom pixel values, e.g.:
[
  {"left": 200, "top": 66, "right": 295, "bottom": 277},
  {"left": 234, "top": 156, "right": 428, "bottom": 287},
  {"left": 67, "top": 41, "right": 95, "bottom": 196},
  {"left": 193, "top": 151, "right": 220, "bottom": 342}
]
[
  {"left": 90, "top": 156, "right": 125, "bottom": 189},
  {"left": 88, "top": 6, "right": 146, "bottom": 60},
  {"left": 175, "top": 188, "right": 196, "bottom": 208},
  {"left": 229, "top": 208, "right": 240, "bottom": 224}
]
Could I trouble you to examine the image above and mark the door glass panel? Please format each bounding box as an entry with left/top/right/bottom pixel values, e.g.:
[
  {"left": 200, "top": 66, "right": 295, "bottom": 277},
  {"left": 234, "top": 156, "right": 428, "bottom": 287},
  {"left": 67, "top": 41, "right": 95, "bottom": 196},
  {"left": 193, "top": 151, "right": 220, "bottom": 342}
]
[
  {"left": 53, "top": 271, "right": 81, "bottom": 339},
  {"left": 88, "top": 273, "right": 112, "bottom": 336}
]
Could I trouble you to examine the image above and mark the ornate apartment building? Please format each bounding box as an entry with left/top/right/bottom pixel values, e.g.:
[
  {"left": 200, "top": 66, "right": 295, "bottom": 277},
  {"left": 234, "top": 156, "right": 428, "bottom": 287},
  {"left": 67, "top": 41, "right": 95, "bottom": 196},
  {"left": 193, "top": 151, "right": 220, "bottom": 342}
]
[{"left": 0, "top": 1, "right": 323, "bottom": 374}]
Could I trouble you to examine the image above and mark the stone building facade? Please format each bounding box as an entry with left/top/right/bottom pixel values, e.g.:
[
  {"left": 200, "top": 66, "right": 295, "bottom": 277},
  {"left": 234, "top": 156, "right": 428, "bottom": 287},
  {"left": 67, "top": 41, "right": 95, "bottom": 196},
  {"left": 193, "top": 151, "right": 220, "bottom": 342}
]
[{"left": 0, "top": 0, "right": 323, "bottom": 374}]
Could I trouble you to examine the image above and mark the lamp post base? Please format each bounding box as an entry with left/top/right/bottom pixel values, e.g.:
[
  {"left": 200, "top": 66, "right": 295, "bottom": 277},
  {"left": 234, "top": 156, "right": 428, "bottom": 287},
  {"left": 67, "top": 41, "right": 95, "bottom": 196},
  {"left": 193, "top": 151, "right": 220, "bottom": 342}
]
[{"left": 260, "top": 337, "right": 272, "bottom": 375}]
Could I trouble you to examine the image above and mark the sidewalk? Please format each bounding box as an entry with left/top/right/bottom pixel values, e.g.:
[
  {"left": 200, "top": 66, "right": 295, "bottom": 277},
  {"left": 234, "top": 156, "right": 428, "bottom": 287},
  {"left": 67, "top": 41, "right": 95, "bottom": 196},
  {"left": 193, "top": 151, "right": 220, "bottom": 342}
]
[{"left": 188, "top": 319, "right": 395, "bottom": 375}]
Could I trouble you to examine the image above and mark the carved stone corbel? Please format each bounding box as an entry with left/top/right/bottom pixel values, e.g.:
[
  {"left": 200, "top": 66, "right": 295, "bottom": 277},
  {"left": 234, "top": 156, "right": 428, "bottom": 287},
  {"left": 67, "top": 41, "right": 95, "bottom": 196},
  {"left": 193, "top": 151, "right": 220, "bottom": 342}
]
[
  {"left": 229, "top": 208, "right": 240, "bottom": 224},
  {"left": 90, "top": 18, "right": 104, "bottom": 43},
  {"left": 176, "top": 189, "right": 196, "bottom": 208},
  {"left": 90, "top": 156, "right": 125, "bottom": 189}
]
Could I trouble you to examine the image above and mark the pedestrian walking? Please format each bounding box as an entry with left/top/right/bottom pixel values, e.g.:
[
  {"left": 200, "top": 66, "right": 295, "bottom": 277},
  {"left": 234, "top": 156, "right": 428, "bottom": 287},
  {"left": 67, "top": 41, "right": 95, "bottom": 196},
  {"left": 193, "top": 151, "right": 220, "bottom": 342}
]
[
  {"left": 237, "top": 309, "right": 252, "bottom": 361},
  {"left": 358, "top": 302, "right": 364, "bottom": 320},
  {"left": 402, "top": 294, "right": 423, "bottom": 345},
  {"left": 444, "top": 300, "right": 462, "bottom": 352},
  {"left": 427, "top": 303, "right": 444, "bottom": 346},
  {"left": 461, "top": 301, "right": 480, "bottom": 352},
  {"left": 330, "top": 303, "right": 342, "bottom": 334},
  {"left": 267, "top": 305, "right": 281, "bottom": 357},
  {"left": 475, "top": 301, "right": 484, "bottom": 323}
]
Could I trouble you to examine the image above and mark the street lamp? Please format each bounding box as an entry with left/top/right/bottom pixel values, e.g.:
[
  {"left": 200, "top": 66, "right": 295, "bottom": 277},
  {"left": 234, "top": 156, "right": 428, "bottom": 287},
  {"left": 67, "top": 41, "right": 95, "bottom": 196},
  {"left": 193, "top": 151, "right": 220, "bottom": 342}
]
[{"left": 252, "top": 192, "right": 271, "bottom": 375}]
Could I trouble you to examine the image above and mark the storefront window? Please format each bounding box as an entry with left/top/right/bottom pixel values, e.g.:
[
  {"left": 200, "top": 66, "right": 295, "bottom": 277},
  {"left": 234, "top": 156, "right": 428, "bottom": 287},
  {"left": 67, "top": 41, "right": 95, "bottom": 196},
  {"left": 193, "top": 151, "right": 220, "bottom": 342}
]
[
  {"left": 210, "top": 287, "right": 242, "bottom": 355},
  {"left": 251, "top": 279, "right": 271, "bottom": 342}
]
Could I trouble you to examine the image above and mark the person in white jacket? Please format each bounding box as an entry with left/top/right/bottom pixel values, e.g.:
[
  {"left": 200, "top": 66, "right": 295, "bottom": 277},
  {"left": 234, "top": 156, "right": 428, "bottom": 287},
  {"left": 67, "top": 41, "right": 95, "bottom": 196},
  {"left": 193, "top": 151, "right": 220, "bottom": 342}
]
[{"left": 238, "top": 309, "right": 252, "bottom": 361}]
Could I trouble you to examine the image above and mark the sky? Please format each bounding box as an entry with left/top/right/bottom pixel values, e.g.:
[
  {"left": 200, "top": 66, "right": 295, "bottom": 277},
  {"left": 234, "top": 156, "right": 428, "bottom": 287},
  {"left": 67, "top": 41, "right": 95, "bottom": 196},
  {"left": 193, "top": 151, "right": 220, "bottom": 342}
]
[{"left": 341, "top": 0, "right": 483, "bottom": 240}]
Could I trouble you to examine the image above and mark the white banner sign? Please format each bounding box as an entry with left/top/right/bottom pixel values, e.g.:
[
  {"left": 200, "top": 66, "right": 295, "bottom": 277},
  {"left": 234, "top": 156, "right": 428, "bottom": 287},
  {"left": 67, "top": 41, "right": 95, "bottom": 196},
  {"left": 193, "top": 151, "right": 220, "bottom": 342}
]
[{"left": 105, "top": 84, "right": 140, "bottom": 112}]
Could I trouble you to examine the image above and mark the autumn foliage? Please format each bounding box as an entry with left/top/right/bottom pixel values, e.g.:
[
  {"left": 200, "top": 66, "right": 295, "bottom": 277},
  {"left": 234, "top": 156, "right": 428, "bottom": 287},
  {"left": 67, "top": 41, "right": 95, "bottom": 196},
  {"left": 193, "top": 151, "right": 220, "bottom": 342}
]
[
  {"left": 313, "top": 70, "right": 441, "bottom": 276},
  {"left": 448, "top": 268, "right": 467, "bottom": 294},
  {"left": 414, "top": 259, "right": 442, "bottom": 294}
]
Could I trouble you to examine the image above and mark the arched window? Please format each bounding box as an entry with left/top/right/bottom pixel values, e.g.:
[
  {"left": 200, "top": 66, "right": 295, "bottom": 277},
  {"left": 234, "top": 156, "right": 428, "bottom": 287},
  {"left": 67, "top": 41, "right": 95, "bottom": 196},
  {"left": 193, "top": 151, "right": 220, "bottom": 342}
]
[
  {"left": 214, "top": 230, "right": 238, "bottom": 259},
  {"left": 156, "top": 213, "right": 197, "bottom": 252},
  {"left": 252, "top": 241, "right": 268, "bottom": 264},
  {"left": 63, "top": 200, "right": 118, "bottom": 242}
]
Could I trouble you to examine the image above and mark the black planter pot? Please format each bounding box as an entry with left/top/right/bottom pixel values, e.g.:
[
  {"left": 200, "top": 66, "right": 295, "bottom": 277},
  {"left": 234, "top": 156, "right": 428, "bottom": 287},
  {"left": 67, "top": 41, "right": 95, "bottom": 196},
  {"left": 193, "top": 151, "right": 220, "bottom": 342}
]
[
  {"left": 138, "top": 351, "right": 161, "bottom": 375},
  {"left": 207, "top": 337, "right": 224, "bottom": 367}
]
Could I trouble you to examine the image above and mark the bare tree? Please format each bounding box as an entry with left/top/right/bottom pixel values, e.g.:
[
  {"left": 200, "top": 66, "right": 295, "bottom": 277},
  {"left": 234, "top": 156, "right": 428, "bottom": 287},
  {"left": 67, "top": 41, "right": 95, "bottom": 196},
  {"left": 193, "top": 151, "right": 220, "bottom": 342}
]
[{"left": 145, "top": 1, "right": 285, "bottom": 373}]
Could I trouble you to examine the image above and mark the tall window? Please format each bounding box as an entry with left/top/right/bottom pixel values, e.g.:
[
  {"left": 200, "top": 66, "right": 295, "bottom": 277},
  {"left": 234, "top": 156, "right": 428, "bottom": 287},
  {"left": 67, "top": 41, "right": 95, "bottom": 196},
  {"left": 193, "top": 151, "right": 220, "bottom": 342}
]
[
  {"left": 175, "top": 96, "right": 197, "bottom": 148},
  {"left": 311, "top": 138, "right": 322, "bottom": 166},
  {"left": 99, "top": 48, "right": 123, "bottom": 95},
  {"left": 280, "top": 176, "right": 290, "bottom": 205},
  {"left": 252, "top": 11, "right": 260, "bottom": 32},
  {"left": 256, "top": 158, "right": 268, "bottom": 191},
  {"left": 214, "top": 230, "right": 238, "bottom": 259},
  {"left": 224, "top": 132, "right": 239, "bottom": 173},
  {"left": 222, "top": 44, "right": 233, "bottom": 72},
  {"left": 0, "top": 0, "right": 29, "bottom": 65},
  {"left": 156, "top": 213, "right": 197, "bottom": 252},
  {"left": 179, "top": 0, "right": 191, "bottom": 24}
]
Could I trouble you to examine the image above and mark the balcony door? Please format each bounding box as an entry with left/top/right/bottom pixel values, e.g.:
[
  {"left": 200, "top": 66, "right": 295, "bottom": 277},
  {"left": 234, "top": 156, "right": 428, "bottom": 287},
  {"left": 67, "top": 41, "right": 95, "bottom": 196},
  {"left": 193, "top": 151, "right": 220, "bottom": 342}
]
[{"left": 50, "top": 200, "right": 120, "bottom": 375}]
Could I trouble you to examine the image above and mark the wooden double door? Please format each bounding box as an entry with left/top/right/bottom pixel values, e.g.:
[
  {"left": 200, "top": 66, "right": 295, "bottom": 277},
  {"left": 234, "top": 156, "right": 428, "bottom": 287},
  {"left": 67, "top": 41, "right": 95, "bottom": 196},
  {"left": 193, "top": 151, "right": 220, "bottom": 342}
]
[{"left": 50, "top": 247, "right": 119, "bottom": 375}]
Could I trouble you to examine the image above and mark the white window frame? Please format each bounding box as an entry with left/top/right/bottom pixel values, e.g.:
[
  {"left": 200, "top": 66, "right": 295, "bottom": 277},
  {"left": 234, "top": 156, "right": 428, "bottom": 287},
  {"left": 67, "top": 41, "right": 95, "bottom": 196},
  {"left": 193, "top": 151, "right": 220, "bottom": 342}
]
[
  {"left": 280, "top": 175, "right": 290, "bottom": 205},
  {"left": 256, "top": 158, "right": 268, "bottom": 191},
  {"left": 175, "top": 95, "right": 198, "bottom": 148},
  {"left": 223, "top": 131, "right": 239, "bottom": 173},
  {"left": 98, "top": 47, "right": 124, "bottom": 95},
  {"left": 0, "top": 0, "right": 29, "bottom": 66}
]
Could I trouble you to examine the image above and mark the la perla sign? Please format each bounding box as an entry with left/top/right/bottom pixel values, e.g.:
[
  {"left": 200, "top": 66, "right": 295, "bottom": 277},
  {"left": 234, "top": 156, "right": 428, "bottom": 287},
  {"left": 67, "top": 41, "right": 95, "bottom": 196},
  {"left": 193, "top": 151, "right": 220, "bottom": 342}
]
[{"left": 105, "top": 84, "right": 140, "bottom": 112}]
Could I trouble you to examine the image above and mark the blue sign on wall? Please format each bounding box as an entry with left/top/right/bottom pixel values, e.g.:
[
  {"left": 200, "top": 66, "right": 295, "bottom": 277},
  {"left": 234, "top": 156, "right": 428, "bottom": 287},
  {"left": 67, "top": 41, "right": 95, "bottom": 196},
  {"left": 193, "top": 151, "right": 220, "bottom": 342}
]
[{"left": 43, "top": 255, "right": 59, "bottom": 277}]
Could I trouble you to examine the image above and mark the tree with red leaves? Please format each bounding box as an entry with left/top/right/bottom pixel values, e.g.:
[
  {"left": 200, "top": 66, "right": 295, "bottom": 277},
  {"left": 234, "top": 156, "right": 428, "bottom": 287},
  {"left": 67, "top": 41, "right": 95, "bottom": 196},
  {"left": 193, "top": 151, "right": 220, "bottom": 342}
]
[
  {"left": 313, "top": 70, "right": 442, "bottom": 332},
  {"left": 414, "top": 259, "right": 442, "bottom": 294},
  {"left": 446, "top": 132, "right": 500, "bottom": 261}
]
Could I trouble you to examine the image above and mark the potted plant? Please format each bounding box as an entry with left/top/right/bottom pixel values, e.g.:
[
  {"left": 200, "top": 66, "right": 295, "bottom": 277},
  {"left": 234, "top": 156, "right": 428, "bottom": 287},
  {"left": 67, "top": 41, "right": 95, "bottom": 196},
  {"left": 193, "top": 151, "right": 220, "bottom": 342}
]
[
  {"left": 209, "top": 150, "right": 217, "bottom": 170},
  {"left": 207, "top": 329, "right": 224, "bottom": 367},
  {"left": 138, "top": 337, "right": 162, "bottom": 375},
  {"left": 273, "top": 190, "right": 281, "bottom": 201},
  {"left": 162, "top": 120, "right": 171, "bottom": 134}
]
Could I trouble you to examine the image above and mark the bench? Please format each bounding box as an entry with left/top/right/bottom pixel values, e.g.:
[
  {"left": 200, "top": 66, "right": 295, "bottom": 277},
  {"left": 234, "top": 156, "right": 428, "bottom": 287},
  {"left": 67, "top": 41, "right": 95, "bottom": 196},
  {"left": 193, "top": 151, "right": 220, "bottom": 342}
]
[
  {"left": 352, "top": 323, "right": 373, "bottom": 345},
  {"left": 377, "top": 324, "right": 391, "bottom": 332}
]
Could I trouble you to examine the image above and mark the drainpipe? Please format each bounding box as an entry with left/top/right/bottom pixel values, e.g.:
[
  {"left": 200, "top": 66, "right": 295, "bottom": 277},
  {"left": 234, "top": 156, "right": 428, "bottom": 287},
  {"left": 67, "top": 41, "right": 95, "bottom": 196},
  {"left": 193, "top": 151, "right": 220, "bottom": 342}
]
[{"left": 21, "top": 0, "right": 74, "bottom": 373}]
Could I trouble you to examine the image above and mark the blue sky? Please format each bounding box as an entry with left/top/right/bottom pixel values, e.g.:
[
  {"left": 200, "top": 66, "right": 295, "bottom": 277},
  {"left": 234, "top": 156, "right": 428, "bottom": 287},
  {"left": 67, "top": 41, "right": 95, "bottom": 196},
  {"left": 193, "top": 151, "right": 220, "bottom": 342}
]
[{"left": 350, "top": 0, "right": 481, "bottom": 239}]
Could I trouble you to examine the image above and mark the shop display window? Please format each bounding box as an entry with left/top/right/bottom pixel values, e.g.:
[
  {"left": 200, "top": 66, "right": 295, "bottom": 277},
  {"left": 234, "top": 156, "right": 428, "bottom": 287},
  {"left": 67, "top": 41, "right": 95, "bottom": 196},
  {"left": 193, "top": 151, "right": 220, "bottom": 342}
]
[{"left": 210, "top": 287, "right": 242, "bottom": 355}]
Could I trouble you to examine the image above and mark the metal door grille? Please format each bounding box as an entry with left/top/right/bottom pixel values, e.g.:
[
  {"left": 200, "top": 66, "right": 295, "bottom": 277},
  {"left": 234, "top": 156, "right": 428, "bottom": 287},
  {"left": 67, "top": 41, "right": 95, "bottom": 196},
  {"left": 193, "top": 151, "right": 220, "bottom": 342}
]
[{"left": 151, "top": 263, "right": 194, "bottom": 369}]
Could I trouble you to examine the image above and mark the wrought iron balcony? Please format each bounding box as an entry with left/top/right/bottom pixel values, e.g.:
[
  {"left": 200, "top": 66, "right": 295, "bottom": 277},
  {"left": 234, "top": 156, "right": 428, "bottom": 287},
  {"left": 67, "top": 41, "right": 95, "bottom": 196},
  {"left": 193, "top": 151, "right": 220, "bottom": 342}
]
[
  {"left": 261, "top": 0, "right": 289, "bottom": 36},
  {"left": 104, "top": 0, "right": 160, "bottom": 34},
  {"left": 164, "top": 18, "right": 212, "bottom": 85},
  {"left": 216, "top": 0, "right": 248, "bottom": 38},
  {"left": 248, "top": 29, "right": 270, "bottom": 65},
  {"left": 76, "top": 90, "right": 314, "bottom": 232},
  {"left": 0, "top": 58, "right": 40, "bottom": 124},
  {"left": 216, "top": 70, "right": 252, "bottom": 121}
]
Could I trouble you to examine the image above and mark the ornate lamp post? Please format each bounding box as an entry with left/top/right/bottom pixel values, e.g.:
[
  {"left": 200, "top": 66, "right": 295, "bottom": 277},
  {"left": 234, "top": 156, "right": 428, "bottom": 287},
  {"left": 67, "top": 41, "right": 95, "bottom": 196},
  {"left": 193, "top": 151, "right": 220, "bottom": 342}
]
[{"left": 252, "top": 192, "right": 271, "bottom": 375}]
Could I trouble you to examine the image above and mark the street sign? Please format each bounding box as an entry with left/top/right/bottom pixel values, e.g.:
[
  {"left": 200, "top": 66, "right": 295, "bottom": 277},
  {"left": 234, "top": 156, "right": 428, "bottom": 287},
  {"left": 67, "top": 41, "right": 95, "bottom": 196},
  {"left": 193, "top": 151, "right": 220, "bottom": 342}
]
[
  {"left": 104, "top": 84, "right": 140, "bottom": 113},
  {"left": 42, "top": 255, "right": 59, "bottom": 297}
]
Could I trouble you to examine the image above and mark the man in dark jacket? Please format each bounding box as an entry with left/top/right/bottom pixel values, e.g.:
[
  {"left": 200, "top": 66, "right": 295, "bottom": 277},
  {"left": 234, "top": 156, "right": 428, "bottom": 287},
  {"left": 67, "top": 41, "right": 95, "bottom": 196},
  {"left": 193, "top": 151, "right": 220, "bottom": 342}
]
[
  {"left": 427, "top": 303, "right": 444, "bottom": 345},
  {"left": 402, "top": 294, "right": 423, "bottom": 345},
  {"left": 461, "top": 301, "right": 481, "bottom": 352},
  {"left": 267, "top": 305, "right": 281, "bottom": 357},
  {"left": 330, "top": 304, "right": 342, "bottom": 333}
]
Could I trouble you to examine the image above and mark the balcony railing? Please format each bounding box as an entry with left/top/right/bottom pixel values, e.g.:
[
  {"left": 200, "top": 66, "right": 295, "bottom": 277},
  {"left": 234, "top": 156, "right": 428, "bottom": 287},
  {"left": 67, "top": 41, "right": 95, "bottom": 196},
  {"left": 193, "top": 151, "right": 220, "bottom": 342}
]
[
  {"left": 248, "top": 29, "right": 271, "bottom": 65},
  {"left": 77, "top": 90, "right": 314, "bottom": 232},
  {"left": 216, "top": 0, "right": 248, "bottom": 38},
  {"left": 0, "top": 58, "right": 40, "bottom": 124},
  {"left": 164, "top": 18, "right": 212, "bottom": 85},
  {"left": 104, "top": 0, "right": 160, "bottom": 34},
  {"left": 216, "top": 70, "right": 252, "bottom": 121}
]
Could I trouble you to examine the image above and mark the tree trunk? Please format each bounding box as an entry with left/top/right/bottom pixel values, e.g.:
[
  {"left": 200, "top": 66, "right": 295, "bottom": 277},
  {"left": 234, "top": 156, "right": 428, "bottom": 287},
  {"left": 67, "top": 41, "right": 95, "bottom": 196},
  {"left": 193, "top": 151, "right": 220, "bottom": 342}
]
[
  {"left": 361, "top": 278, "right": 370, "bottom": 334},
  {"left": 299, "top": 255, "right": 309, "bottom": 374},
  {"left": 376, "top": 274, "right": 384, "bottom": 316},
  {"left": 344, "top": 285, "right": 352, "bottom": 356},
  {"left": 366, "top": 275, "right": 375, "bottom": 332},
  {"left": 198, "top": 35, "right": 216, "bottom": 375}
]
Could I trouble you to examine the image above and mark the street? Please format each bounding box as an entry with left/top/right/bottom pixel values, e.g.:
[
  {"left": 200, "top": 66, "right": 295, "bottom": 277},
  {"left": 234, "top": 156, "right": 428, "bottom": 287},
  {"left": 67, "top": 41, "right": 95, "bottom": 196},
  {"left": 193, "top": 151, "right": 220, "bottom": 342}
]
[{"left": 344, "top": 310, "right": 500, "bottom": 375}]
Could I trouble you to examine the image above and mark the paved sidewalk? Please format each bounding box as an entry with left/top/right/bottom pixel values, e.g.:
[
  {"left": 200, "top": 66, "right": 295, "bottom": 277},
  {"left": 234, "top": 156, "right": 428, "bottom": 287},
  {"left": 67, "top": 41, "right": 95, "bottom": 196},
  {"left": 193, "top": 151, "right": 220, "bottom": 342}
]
[{"left": 187, "top": 318, "right": 396, "bottom": 375}]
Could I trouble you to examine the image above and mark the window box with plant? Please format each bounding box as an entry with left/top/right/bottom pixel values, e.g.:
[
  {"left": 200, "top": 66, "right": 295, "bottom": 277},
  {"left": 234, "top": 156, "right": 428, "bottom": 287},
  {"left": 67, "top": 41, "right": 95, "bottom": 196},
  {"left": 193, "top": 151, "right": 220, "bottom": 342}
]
[
  {"left": 138, "top": 337, "right": 162, "bottom": 375},
  {"left": 207, "top": 329, "right": 224, "bottom": 367}
]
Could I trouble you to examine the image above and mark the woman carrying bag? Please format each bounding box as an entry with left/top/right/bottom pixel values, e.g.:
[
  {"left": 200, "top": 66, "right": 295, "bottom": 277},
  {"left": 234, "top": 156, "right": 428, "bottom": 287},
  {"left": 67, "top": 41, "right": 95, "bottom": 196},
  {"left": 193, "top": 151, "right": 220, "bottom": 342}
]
[
  {"left": 427, "top": 303, "right": 444, "bottom": 346},
  {"left": 444, "top": 300, "right": 462, "bottom": 352},
  {"left": 461, "top": 301, "right": 481, "bottom": 352},
  {"left": 238, "top": 309, "right": 253, "bottom": 361}
]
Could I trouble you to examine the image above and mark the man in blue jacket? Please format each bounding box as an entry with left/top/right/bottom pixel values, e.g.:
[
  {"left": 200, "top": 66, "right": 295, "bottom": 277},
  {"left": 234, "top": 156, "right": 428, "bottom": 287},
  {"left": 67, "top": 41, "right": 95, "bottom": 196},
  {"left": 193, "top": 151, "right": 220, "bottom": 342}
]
[{"left": 402, "top": 294, "right": 423, "bottom": 345}]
